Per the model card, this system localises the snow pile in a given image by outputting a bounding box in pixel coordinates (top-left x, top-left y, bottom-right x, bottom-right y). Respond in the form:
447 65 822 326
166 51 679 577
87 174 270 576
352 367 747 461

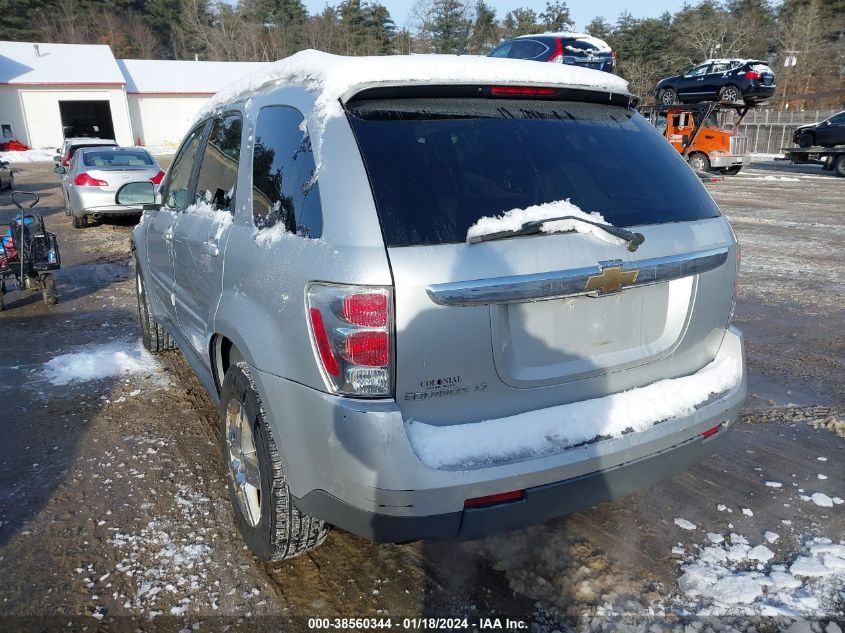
198 49 629 169
184 199 233 240
677 534 845 616
42 340 160 386
407 352 742 469
0 148 58 163
465 199 624 246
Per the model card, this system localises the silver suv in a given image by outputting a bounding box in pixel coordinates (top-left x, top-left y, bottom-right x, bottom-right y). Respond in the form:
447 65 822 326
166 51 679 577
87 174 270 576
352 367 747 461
119 52 747 561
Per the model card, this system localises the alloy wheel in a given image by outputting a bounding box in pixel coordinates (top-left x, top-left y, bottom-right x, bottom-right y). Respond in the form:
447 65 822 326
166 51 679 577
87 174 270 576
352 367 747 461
225 399 262 527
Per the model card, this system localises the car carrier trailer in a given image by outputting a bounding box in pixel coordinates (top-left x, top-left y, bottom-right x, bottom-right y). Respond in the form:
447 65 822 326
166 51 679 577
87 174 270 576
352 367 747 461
777 146 845 177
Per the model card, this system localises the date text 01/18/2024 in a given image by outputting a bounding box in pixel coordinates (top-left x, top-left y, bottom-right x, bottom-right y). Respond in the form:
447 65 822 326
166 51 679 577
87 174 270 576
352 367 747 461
307 617 528 630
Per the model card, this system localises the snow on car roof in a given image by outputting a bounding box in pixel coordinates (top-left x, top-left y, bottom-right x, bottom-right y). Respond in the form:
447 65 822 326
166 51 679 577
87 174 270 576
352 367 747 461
515 32 611 52
199 49 629 170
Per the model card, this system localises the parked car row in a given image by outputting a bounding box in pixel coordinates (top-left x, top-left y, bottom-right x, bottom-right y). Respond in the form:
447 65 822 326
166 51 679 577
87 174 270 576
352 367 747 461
54 146 164 229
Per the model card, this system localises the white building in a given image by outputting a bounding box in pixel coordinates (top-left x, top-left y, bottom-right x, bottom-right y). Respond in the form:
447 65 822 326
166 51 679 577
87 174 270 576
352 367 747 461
0 41 133 149
118 59 264 147
0 40 266 150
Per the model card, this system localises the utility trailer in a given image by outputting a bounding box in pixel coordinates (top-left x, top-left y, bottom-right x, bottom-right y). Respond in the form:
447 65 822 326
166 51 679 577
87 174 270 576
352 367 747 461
777 146 845 177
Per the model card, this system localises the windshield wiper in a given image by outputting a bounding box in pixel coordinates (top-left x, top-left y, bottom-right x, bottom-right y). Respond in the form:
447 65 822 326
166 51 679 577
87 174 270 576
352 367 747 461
468 215 646 252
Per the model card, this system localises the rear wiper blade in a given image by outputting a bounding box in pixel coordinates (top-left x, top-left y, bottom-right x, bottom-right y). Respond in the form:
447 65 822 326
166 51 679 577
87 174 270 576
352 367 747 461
468 215 646 252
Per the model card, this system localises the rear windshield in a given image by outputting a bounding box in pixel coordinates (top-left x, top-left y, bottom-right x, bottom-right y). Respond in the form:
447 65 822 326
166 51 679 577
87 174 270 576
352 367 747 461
68 143 115 159
561 39 606 57
346 98 721 247
82 150 154 167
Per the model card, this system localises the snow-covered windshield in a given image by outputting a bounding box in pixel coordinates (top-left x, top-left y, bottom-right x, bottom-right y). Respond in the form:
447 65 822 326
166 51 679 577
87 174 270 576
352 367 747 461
346 98 720 247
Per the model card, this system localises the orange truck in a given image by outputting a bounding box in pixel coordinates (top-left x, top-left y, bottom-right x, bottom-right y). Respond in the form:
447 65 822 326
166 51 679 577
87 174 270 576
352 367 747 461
641 103 749 175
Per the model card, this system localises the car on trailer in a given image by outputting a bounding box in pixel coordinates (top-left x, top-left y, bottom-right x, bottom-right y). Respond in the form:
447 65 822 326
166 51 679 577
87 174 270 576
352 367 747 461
793 110 845 148
654 59 775 106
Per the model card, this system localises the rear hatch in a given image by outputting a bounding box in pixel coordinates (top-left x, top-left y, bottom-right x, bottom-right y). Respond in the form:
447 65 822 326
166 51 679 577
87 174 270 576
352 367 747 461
746 61 775 86
346 92 737 426
79 149 159 193
561 37 613 71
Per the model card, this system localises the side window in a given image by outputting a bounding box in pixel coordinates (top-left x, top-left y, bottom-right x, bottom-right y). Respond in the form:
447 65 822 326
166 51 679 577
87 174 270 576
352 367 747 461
509 39 548 60
164 124 205 211
710 62 729 74
685 64 710 77
829 113 845 124
251 106 322 238
489 41 512 58
194 113 242 213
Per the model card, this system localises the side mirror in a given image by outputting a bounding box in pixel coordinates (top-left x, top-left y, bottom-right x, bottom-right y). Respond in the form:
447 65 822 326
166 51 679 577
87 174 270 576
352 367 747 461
116 181 160 206
54 165 66 174
53 155 61 162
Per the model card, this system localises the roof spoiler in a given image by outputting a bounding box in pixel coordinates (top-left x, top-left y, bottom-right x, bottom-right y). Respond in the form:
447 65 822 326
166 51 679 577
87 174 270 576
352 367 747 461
345 84 639 109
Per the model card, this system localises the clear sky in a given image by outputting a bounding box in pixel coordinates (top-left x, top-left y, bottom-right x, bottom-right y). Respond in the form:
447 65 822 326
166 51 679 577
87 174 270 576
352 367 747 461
301 0 689 31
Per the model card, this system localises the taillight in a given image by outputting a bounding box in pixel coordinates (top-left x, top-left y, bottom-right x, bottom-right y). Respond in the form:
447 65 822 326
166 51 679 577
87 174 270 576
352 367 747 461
150 170 166 185
730 243 741 323
744 71 760 80
611 49 617 65
307 284 393 397
74 172 108 187
62 158 70 166
548 38 564 63
491 86 557 96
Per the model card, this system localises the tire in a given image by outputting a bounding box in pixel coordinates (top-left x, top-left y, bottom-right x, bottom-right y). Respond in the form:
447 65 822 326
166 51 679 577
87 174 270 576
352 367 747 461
71 214 88 229
41 274 58 305
719 85 742 104
720 166 742 175
219 361 329 561
660 88 677 105
834 155 845 178
797 132 814 148
136 268 176 352
687 152 711 172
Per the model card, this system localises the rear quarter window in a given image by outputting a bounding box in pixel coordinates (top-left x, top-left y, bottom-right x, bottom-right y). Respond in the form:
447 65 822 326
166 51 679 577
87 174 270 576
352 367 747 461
346 98 721 247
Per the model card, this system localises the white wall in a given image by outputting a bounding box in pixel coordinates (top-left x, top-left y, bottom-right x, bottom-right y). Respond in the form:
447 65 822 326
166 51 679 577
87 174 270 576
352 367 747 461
128 95 210 148
0 86 31 146
17 87 133 149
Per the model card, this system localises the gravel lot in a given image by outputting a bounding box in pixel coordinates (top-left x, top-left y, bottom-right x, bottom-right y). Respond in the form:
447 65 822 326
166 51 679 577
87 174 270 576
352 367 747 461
0 157 842 632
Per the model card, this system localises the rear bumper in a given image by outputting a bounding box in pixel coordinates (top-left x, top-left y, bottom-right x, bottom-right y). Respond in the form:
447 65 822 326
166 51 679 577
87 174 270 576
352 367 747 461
251 327 746 543
294 421 734 542
68 187 143 217
744 84 775 100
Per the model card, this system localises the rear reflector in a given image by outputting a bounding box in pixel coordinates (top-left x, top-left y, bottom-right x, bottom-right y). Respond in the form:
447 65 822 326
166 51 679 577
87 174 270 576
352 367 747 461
464 490 524 508
491 86 557 96
309 307 340 376
702 425 721 439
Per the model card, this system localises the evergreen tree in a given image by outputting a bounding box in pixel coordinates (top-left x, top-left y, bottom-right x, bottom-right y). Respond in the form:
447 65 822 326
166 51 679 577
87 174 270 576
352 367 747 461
539 1 573 32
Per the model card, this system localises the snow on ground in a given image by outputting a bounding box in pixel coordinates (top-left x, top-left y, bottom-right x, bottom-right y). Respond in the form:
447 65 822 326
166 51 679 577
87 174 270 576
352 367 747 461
42 339 162 386
407 351 741 469
0 148 58 163
199 50 629 170
677 533 845 617
465 199 622 246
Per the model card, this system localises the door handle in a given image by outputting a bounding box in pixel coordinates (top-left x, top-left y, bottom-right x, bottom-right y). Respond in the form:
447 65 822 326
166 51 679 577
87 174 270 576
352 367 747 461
204 240 219 257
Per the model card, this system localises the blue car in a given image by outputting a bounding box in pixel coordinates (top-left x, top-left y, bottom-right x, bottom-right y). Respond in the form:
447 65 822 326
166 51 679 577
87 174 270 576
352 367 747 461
654 59 775 105
489 32 616 73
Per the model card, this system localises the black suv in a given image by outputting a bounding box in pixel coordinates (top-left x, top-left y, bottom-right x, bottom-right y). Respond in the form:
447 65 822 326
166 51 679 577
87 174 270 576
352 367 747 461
793 111 845 148
488 33 616 73
654 59 775 105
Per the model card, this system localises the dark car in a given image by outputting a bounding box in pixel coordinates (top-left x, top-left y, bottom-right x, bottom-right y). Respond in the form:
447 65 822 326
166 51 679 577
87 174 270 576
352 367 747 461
488 32 616 73
793 111 845 148
654 59 775 105
0 160 12 190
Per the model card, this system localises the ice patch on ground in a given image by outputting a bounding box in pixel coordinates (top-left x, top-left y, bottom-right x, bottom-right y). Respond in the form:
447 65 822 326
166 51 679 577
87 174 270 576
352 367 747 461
677 533 845 616
407 351 742 469
674 518 697 531
42 340 161 386
465 199 620 246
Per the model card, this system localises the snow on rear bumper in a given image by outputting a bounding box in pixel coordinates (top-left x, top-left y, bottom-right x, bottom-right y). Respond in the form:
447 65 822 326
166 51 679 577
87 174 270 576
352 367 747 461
251 327 745 528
